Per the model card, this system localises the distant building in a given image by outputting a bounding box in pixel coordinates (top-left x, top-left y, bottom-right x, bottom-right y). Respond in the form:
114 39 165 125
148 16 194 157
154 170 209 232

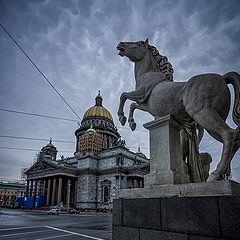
24 92 149 210
0 181 25 207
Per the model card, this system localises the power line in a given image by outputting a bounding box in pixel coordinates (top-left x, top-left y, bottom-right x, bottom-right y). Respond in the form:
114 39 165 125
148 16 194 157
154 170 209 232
0 134 148 148
0 107 150 133
0 134 150 151
0 108 79 123
0 135 74 143
0 146 72 152
0 23 81 121
0 146 39 151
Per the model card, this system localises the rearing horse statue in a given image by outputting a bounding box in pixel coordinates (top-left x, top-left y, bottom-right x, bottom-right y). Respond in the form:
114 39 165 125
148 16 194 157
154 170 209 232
116 38 240 181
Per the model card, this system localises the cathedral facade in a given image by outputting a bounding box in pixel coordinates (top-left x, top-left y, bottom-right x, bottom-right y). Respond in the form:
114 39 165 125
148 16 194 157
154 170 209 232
25 92 149 210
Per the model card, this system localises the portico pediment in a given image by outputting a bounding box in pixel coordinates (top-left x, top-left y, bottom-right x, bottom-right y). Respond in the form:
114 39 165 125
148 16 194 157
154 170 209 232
25 160 59 175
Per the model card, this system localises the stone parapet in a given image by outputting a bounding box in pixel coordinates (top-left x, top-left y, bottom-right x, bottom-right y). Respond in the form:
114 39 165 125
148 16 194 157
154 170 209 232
112 195 240 240
119 180 240 198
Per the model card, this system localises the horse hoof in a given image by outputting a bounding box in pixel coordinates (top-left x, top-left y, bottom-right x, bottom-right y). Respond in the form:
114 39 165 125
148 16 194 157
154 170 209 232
207 172 222 181
129 122 136 131
119 116 127 126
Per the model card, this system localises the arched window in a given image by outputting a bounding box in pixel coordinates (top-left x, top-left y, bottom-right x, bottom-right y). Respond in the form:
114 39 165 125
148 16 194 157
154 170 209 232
104 186 109 203
101 180 111 204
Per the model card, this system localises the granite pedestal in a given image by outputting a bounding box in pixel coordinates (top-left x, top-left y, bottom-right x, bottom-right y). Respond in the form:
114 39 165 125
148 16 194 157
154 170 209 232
112 116 240 239
113 194 240 240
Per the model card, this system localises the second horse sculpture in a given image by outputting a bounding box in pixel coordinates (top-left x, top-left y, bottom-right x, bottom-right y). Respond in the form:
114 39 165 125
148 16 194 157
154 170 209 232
117 38 240 181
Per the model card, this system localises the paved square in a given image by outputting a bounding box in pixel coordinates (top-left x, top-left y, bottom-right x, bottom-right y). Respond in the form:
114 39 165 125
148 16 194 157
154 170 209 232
0 209 112 240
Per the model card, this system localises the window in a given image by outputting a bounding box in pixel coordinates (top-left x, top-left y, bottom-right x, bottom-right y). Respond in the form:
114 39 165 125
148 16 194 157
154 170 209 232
101 180 111 204
103 186 109 203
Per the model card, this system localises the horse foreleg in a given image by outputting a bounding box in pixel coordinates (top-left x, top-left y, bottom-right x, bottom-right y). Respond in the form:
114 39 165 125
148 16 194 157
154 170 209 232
118 92 128 126
128 103 147 131
128 103 138 131
117 87 145 126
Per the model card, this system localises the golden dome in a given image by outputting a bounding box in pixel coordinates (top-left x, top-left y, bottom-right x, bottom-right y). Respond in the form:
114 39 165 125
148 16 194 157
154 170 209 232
83 105 113 122
82 91 113 122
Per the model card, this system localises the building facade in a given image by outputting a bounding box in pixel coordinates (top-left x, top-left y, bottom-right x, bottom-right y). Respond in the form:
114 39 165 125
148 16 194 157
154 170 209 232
25 92 149 210
0 181 25 208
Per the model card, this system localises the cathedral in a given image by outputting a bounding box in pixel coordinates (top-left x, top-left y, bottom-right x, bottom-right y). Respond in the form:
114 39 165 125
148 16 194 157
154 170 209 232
24 92 149 210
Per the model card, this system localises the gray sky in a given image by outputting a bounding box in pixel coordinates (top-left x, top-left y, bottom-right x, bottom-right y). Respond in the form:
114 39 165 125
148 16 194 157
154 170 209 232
0 0 240 181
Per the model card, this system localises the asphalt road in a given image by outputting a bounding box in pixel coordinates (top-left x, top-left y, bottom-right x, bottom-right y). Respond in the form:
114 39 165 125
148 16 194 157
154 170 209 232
0 209 112 240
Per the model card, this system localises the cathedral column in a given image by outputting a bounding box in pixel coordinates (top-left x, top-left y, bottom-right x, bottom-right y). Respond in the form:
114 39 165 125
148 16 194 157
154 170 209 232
42 179 46 196
36 181 39 195
74 179 78 206
29 180 33 197
103 134 107 148
57 177 62 205
34 181 37 197
46 179 51 206
51 178 57 206
110 136 113 147
66 179 71 211
25 180 30 197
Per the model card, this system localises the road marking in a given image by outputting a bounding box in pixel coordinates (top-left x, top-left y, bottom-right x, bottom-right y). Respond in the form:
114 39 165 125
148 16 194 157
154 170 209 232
0 226 42 231
34 233 73 240
45 226 106 240
0 229 51 238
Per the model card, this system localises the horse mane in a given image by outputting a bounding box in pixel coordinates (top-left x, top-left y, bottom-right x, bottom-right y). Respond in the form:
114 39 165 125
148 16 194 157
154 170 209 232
148 44 174 81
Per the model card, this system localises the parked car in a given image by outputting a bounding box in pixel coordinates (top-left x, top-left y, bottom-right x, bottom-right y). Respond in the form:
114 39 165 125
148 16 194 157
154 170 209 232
68 208 80 214
47 207 59 215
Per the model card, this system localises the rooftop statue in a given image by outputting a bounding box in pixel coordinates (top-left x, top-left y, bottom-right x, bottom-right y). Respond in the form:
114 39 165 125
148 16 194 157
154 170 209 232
117 38 240 181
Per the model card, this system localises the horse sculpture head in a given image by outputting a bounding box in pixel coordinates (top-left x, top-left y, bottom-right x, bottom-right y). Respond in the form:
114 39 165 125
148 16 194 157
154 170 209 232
117 38 149 62
117 39 174 81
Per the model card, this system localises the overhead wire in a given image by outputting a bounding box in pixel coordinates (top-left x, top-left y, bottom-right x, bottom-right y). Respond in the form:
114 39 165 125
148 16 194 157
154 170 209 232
0 107 149 132
0 135 74 143
0 134 150 150
0 23 81 121
0 108 79 123
0 146 72 152
0 108 224 151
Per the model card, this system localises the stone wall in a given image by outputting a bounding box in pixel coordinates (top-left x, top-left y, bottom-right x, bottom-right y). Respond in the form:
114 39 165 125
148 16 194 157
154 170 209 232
113 196 240 240
78 156 97 170
76 174 97 209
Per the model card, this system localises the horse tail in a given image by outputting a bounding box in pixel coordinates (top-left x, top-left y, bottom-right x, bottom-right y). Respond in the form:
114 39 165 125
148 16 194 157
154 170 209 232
223 71 240 126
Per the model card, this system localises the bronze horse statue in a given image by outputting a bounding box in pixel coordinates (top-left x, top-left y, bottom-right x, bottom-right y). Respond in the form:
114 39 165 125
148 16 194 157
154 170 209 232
117 38 240 181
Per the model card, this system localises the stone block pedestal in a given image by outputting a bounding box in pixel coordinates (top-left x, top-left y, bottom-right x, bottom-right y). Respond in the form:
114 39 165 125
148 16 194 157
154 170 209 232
143 115 190 186
113 195 240 240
